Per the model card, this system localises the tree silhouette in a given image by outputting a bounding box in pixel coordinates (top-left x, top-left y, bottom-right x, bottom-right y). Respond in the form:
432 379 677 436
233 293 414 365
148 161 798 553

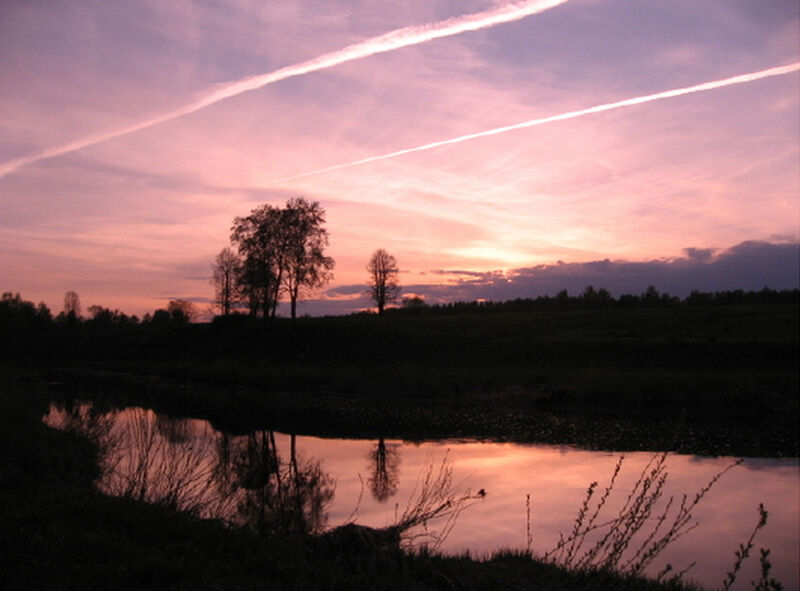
281 198 334 319
63 290 81 318
168 299 196 324
211 247 241 316
367 248 400 315
230 199 334 320
86 305 135 327
1 292 45 331
402 296 427 313
231 204 283 319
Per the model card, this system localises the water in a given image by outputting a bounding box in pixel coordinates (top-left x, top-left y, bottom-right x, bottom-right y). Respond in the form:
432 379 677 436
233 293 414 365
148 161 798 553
43 402 799 590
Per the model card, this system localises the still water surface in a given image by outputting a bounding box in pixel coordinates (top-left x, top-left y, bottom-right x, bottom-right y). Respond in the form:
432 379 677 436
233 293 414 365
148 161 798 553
44 402 799 590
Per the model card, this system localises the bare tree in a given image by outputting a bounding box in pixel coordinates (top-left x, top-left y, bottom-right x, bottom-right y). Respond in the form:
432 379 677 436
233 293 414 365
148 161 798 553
63 290 81 318
211 247 241 316
367 248 400 315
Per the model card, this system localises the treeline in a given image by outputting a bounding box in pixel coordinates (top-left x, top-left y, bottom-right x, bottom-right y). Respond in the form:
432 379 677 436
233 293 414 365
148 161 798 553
391 286 800 315
0 291 196 334
3 286 797 335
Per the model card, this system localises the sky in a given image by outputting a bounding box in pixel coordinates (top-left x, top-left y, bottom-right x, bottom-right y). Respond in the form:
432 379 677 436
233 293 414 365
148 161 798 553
1 0 798 317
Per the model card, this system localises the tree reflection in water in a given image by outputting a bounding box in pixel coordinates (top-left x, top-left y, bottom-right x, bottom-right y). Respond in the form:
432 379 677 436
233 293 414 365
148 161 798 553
227 431 334 535
367 438 400 502
43 403 334 535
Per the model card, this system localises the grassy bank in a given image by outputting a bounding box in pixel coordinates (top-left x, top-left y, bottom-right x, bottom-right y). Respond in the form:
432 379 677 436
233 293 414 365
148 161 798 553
2 368 709 590
6 302 797 456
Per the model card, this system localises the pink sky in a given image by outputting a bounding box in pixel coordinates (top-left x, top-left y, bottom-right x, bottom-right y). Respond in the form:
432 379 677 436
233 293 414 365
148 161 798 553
1 0 798 316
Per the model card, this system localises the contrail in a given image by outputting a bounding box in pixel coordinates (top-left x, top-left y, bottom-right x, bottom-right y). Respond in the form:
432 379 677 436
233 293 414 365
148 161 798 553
0 0 568 179
269 62 800 184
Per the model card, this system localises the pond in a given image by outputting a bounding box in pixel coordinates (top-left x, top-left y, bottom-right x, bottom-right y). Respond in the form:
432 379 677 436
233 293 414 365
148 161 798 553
43 402 799 590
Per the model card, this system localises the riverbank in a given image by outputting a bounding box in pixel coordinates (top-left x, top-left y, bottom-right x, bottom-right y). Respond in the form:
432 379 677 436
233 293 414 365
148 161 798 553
4 302 798 457
39 365 796 458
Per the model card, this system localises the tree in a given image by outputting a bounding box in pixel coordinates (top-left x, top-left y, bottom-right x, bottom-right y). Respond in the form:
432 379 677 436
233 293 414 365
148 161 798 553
167 299 196 324
151 309 172 330
86 305 136 327
63 290 81 318
1 292 45 331
402 296 427 313
367 248 400 315
211 247 241 316
281 198 334 320
36 301 53 325
231 204 284 319
230 198 334 320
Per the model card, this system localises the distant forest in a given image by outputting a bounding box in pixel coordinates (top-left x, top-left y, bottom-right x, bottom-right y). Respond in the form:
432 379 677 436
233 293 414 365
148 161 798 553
391 285 800 315
1 287 797 333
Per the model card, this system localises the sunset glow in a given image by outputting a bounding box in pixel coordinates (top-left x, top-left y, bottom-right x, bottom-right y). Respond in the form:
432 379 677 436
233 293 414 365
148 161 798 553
2 0 798 316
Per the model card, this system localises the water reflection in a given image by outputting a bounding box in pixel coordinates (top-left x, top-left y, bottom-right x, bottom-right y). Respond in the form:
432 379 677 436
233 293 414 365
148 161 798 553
43 402 799 590
44 404 334 534
230 431 334 535
105 408 225 517
367 438 400 502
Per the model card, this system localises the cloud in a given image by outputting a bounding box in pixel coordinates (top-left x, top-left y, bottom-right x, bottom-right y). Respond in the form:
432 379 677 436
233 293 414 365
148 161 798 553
324 284 366 297
429 269 501 279
683 247 716 262
320 240 799 313
485 241 798 299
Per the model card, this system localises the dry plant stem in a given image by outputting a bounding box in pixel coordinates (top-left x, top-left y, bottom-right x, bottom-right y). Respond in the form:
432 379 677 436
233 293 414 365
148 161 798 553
623 457 744 575
598 454 669 570
545 451 743 581
52 404 213 515
394 452 484 550
80 407 235 519
570 455 625 567
752 547 782 591
658 561 697 584
342 473 366 525
721 503 769 591
526 493 532 553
